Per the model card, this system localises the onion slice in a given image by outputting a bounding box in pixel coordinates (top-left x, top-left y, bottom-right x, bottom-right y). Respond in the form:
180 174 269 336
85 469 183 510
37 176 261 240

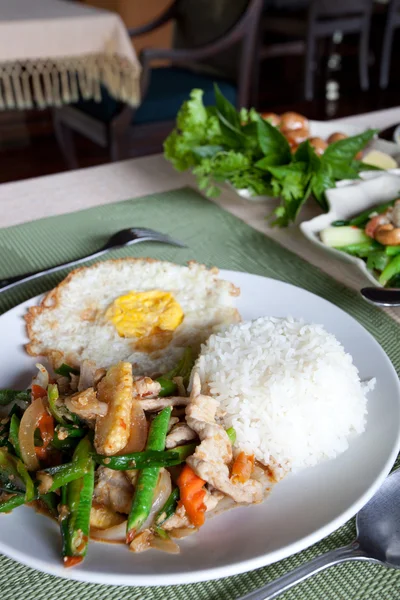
117 400 148 455
18 397 47 471
90 520 127 542
32 363 49 390
138 468 172 534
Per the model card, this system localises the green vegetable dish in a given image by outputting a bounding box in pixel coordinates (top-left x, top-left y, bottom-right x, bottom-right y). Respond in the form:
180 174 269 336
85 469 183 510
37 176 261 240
0 349 240 565
320 197 400 286
163 85 378 226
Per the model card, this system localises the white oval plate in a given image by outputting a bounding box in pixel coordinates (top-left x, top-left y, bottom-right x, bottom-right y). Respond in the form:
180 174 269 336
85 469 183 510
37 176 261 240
300 170 400 286
1 270 400 586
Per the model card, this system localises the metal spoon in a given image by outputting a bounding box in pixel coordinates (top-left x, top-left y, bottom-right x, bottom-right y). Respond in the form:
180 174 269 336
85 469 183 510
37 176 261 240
360 287 400 307
0 227 186 293
237 468 400 600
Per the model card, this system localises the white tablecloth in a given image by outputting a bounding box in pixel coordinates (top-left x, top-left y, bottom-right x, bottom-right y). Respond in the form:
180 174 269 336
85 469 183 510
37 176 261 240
0 0 140 110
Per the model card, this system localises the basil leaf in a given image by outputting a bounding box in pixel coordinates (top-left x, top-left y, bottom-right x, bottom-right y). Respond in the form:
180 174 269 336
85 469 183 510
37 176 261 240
323 129 377 164
256 117 291 167
213 84 241 130
293 140 320 172
310 163 335 210
0 390 30 406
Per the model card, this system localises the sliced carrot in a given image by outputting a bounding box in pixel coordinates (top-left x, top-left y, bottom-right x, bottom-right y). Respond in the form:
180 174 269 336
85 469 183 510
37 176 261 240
63 556 83 568
35 412 55 460
231 451 255 484
177 464 206 528
31 384 47 400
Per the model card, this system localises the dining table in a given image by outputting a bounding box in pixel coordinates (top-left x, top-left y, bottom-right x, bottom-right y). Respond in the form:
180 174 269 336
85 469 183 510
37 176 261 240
0 0 140 111
1 106 400 599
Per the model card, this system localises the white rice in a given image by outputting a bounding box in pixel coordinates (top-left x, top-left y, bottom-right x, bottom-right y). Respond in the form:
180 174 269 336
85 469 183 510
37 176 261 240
196 316 373 472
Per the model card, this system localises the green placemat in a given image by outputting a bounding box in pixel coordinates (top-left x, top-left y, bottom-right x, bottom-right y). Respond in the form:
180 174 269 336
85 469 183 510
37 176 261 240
0 187 399 600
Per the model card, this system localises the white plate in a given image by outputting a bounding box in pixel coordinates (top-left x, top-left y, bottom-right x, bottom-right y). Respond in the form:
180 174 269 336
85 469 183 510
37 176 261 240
1 270 400 586
300 170 400 286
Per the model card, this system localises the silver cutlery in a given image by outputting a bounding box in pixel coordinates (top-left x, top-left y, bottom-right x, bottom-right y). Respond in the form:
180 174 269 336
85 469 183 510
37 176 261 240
237 468 400 600
360 287 400 307
0 227 186 293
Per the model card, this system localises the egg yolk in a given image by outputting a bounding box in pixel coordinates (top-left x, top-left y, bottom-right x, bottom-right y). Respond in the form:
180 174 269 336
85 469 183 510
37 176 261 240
105 290 184 339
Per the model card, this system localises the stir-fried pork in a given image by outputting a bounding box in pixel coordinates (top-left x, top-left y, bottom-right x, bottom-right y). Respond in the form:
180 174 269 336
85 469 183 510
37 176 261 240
165 423 197 449
186 373 263 504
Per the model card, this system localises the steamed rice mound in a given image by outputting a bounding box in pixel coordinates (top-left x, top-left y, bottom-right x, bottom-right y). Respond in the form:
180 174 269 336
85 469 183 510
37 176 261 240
196 316 373 471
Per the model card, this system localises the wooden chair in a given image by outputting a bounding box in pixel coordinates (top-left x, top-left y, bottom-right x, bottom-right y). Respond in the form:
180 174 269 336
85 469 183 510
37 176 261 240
53 0 263 169
258 0 374 101
380 0 400 89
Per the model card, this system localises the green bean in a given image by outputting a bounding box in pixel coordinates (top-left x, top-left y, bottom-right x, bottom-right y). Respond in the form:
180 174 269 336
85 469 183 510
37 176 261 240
8 414 22 459
0 493 25 513
37 457 92 494
0 485 58 516
0 448 35 501
61 436 95 566
126 407 172 544
385 245 400 257
155 487 180 526
336 240 381 258
156 377 178 397
349 199 396 227
54 364 80 378
163 347 194 387
38 492 59 518
331 219 350 227
0 390 30 406
94 443 196 471
226 427 236 445
380 254 400 286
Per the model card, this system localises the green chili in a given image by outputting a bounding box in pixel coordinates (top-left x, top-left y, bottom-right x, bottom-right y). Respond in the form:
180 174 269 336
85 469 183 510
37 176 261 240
94 443 196 471
126 407 172 544
226 427 236 445
8 414 22 459
61 436 95 566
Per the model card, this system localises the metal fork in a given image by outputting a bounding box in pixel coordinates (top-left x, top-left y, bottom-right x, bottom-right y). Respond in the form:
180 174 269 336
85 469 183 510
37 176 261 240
0 227 186 293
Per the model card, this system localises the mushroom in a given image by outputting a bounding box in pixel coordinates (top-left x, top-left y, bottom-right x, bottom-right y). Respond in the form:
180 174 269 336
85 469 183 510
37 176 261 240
280 112 309 133
261 112 281 127
309 137 328 156
327 132 348 144
285 127 309 147
375 223 400 246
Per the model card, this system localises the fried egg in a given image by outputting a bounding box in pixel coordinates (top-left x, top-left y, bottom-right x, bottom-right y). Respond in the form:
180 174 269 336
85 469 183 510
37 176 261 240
25 259 240 375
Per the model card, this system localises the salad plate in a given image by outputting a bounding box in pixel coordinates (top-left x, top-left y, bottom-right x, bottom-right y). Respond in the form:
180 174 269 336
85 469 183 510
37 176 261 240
300 170 400 286
1 271 400 586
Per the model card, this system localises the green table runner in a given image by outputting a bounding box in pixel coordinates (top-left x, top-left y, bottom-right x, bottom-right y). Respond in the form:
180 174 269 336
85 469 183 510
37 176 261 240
0 187 399 600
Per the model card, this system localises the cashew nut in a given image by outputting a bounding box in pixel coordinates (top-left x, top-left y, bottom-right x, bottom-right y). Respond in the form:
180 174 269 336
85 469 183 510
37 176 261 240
375 223 400 246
